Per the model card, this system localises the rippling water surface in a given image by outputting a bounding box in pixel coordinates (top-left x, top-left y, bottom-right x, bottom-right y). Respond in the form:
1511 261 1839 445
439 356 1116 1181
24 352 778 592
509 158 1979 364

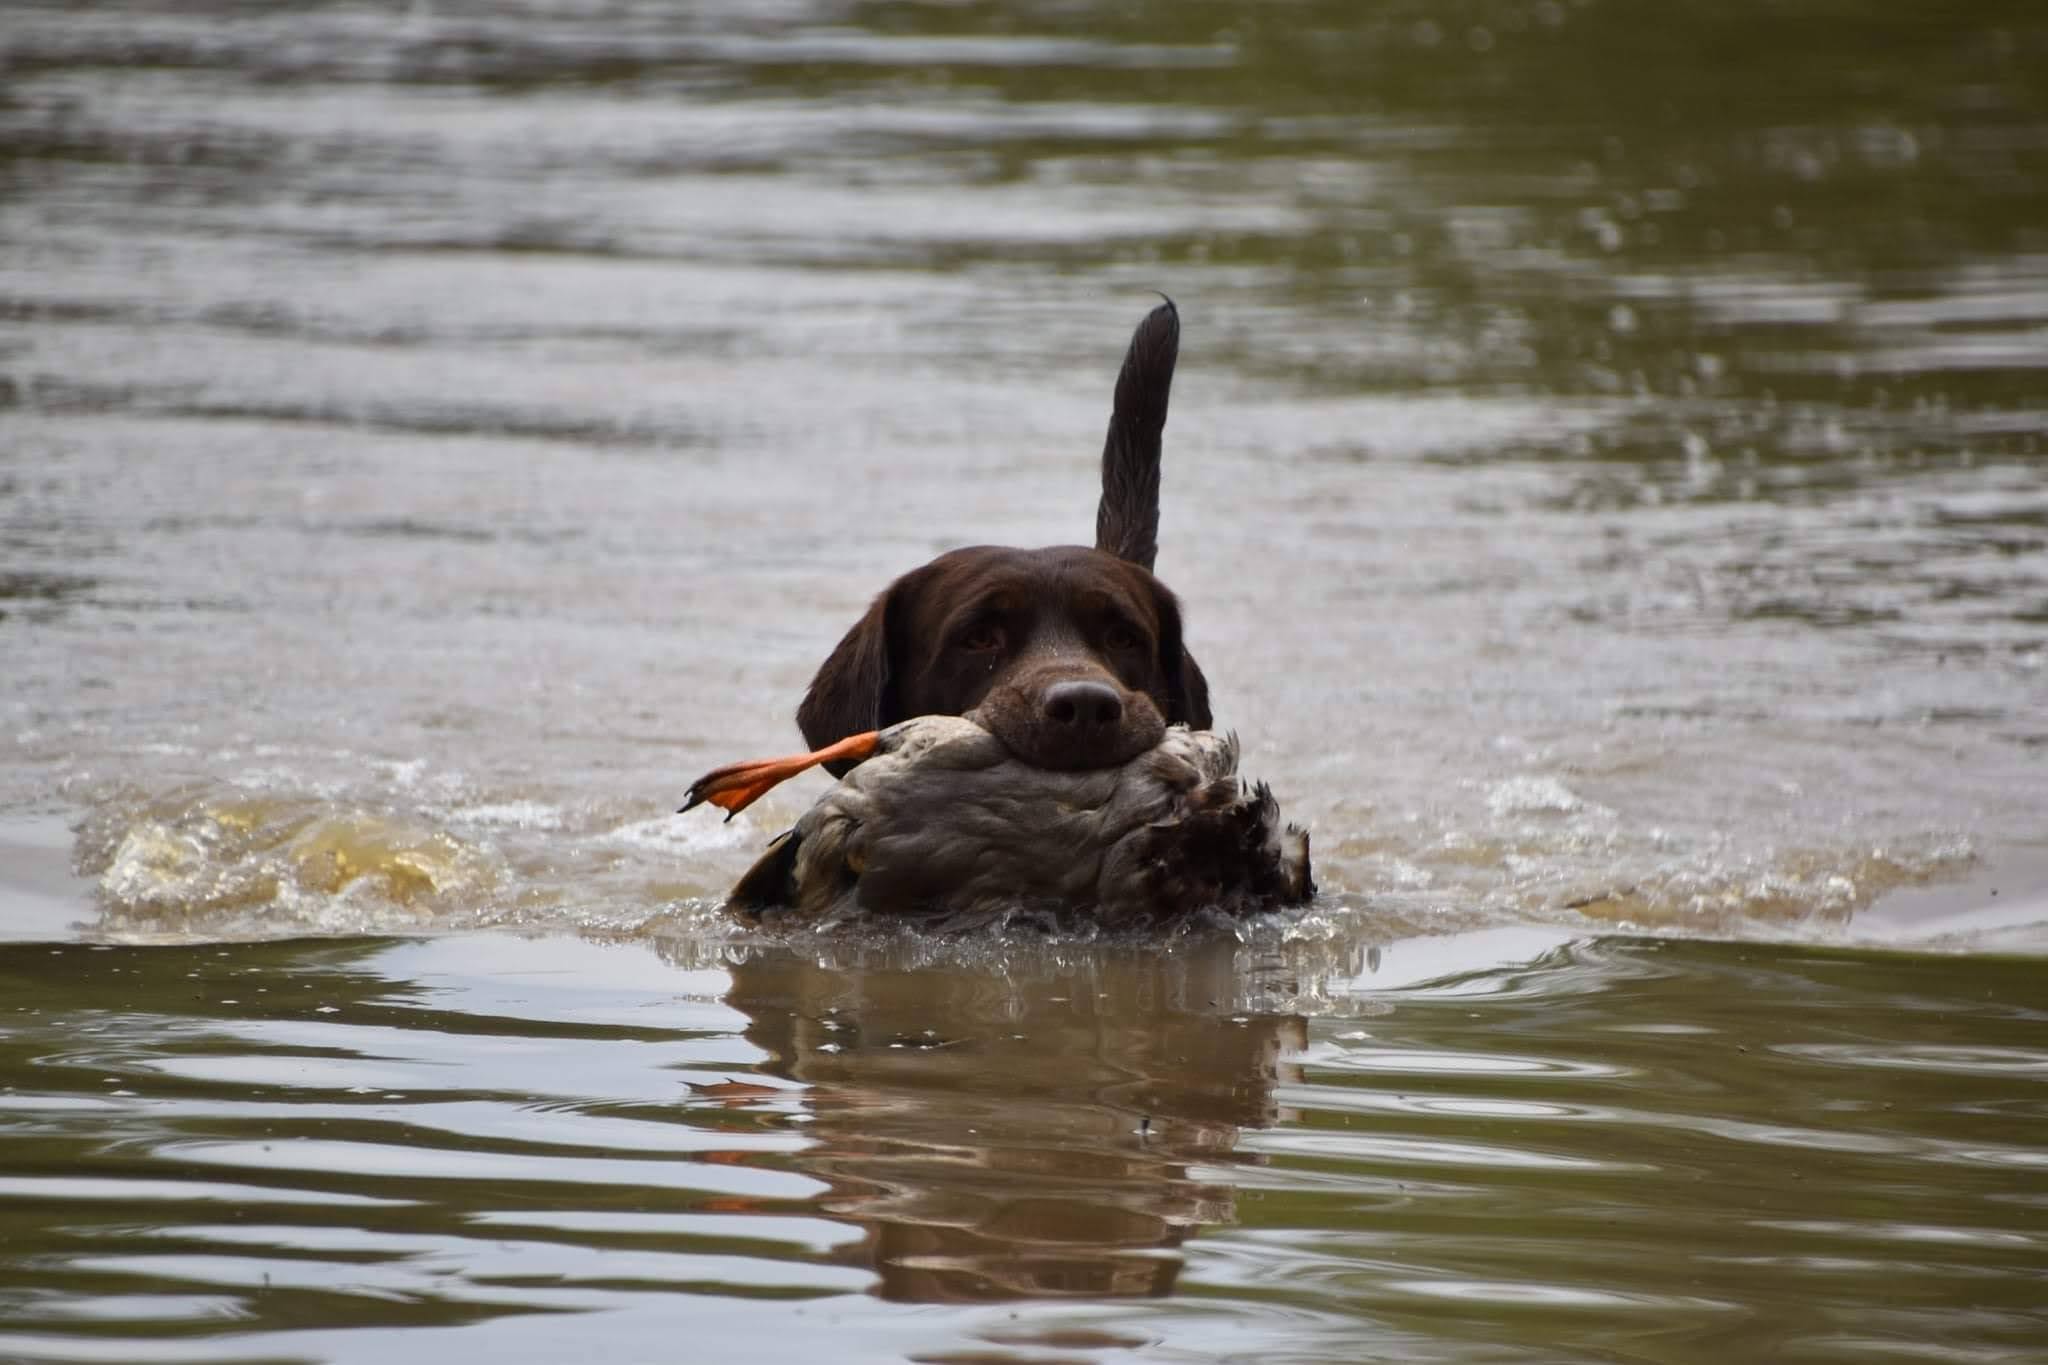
2 0 2046 1359
4 933 2046 1363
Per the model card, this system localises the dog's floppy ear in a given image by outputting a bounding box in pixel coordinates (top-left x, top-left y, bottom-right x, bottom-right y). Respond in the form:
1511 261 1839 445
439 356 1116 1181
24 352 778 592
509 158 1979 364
1150 580 1212 730
1171 645 1212 730
796 573 916 776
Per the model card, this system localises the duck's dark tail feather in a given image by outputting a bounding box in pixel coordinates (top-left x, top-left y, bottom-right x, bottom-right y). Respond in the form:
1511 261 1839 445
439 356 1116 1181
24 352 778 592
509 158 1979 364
727 828 802 919
1095 297 1179 572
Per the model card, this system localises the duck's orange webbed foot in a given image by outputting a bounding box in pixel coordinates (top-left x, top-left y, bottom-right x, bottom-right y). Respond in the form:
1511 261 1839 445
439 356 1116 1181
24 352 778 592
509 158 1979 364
678 731 881 822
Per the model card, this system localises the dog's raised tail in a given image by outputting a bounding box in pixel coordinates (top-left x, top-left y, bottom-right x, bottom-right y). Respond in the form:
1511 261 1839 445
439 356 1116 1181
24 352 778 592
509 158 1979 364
1094 297 1179 573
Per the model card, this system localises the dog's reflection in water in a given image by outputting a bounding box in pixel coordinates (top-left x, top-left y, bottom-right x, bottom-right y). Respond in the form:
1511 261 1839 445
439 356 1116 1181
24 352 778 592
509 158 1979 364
721 938 1306 1302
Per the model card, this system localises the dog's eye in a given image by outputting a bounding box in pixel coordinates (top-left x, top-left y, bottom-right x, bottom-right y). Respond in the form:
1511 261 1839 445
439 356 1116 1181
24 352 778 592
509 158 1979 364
1104 621 1143 651
958 622 1004 653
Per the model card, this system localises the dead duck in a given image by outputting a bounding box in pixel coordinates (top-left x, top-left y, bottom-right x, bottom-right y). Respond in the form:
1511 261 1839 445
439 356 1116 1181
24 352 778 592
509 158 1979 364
680 713 1312 926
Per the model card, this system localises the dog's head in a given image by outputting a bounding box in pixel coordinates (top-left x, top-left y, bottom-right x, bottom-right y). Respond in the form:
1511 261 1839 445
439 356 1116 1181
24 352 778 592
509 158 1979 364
797 545 1211 774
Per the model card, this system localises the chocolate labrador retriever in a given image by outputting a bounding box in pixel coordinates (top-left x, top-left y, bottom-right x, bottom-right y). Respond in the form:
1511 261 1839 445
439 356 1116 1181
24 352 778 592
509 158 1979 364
796 299 1211 775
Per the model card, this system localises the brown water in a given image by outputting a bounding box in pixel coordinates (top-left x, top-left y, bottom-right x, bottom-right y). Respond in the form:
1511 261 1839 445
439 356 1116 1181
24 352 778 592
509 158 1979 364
2 1 2047 1360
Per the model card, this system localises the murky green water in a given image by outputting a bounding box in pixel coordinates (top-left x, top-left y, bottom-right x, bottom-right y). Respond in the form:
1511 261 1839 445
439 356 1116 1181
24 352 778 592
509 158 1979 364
3 0 2046 1358
2 932 2044 1363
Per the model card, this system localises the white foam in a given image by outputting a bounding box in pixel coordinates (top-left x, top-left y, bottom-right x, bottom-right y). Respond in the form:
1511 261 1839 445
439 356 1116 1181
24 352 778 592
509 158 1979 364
1486 775 1589 817
449 801 567 831
602 813 753 855
379 758 429 788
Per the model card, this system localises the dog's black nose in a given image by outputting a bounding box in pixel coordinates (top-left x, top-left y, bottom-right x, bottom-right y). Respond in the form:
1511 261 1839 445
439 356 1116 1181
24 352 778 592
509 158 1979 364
1042 679 1124 733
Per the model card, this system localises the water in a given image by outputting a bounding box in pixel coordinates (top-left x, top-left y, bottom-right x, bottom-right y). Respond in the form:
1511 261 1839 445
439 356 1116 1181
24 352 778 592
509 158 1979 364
2 0 2046 1359
2 932 2045 1363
